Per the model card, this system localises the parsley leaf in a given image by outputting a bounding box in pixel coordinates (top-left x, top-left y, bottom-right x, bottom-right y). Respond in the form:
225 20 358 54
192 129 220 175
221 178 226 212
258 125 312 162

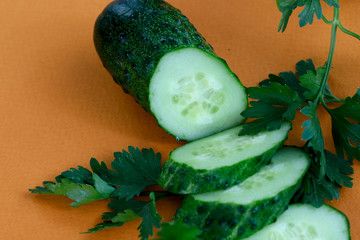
329 89 360 161
296 59 339 102
293 148 353 207
276 0 339 31
325 150 353 188
261 71 308 101
137 192 162 240
240 82 302 135
30 147 162 205
301 101 325 152
30 172 115 208
30 147 165 238
109 147 162 200
298 0 323 27
85 220 125 233
157 221 202 240
86 192 162 239
296 59 317 76
85 201 141 233
301 101 326 177
300 66 325 100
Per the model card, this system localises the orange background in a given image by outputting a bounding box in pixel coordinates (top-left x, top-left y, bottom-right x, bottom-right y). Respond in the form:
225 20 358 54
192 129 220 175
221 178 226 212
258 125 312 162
1 0 360 239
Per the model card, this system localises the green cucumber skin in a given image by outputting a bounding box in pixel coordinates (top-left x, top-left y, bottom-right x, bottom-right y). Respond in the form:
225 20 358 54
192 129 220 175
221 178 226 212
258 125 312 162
94 0 217 111
159 141 283 194
175 183 301 240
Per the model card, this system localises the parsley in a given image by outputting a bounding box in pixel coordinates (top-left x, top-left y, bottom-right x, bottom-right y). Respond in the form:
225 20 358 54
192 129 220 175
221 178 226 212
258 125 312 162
299 66 325 100
241 57 356 205
87 192 162 239
243 0 360 210
292 148 353 207
328 89 360 161
108 147 162 200
239 82 302 135
30 147 166 239
276 0 339 31
29 171 115 208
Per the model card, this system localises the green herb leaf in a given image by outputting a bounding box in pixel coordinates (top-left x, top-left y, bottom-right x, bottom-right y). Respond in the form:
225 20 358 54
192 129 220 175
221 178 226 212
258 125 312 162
276 0 339 31
61 166 93 184
137 192 162 240
85 210 139 233
240 82 301 135
301 101 327 177
300 66 325 100
87 192 162 238
292 148 353 207
157 221 202 240
260 71 307 101
30 147 162 206
329 89 360 161
294 163 337 207
109 147 162 200
301 101 325 152
298 0 323 27
30 171 115 208
324 150 353 188
296 59 317 76
85 221 125 233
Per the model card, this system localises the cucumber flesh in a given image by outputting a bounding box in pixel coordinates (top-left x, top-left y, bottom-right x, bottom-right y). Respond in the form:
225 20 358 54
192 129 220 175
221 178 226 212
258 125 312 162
149 48 247 141
244 204 350 240
171 121 290 170
159 122 291 194
175 147 310 239
194 146 309 204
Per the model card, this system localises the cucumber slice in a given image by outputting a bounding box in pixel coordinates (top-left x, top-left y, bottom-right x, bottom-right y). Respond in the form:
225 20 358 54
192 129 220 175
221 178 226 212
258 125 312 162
175 147 310 240
244 204 350 240
159 122 291 194
94 0 247 141
149 48 247 141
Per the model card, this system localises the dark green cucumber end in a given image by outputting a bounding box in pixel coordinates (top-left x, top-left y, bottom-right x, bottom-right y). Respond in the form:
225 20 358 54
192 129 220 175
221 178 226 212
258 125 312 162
94 0 215 112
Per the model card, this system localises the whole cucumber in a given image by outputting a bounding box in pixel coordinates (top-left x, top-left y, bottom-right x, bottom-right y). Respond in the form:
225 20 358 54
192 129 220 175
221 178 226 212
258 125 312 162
94 0 247 141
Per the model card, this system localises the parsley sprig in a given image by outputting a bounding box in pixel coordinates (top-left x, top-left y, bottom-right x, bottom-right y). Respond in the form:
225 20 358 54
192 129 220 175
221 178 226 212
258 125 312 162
276 0 360 41
241 0 359 206
30 147 174 240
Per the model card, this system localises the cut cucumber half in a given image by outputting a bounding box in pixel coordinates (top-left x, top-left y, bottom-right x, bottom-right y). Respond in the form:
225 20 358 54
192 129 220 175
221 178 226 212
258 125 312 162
159 121 291 194
94 0 247 141
175 147 310 240
149 48 247 141
244 204 350 240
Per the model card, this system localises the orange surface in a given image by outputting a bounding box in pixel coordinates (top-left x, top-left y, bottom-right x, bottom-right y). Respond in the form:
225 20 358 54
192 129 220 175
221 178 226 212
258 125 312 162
1 0 360 239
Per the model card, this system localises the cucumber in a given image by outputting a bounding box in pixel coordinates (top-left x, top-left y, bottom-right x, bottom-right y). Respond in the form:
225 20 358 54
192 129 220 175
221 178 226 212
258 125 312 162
174 147 311 240
243 204 350 240
159 122 292 194
94 0 248 141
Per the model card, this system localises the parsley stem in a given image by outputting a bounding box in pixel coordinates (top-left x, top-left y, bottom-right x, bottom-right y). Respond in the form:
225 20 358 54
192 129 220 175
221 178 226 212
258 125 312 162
314 6 339 106
338 21 360 40
321 15 332 25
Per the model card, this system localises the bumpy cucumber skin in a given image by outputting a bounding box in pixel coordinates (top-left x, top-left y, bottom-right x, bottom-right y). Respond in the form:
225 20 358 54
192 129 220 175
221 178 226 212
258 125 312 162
159 141 283 194
175 183 302 240
94 0 217 111
174 147 311 240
